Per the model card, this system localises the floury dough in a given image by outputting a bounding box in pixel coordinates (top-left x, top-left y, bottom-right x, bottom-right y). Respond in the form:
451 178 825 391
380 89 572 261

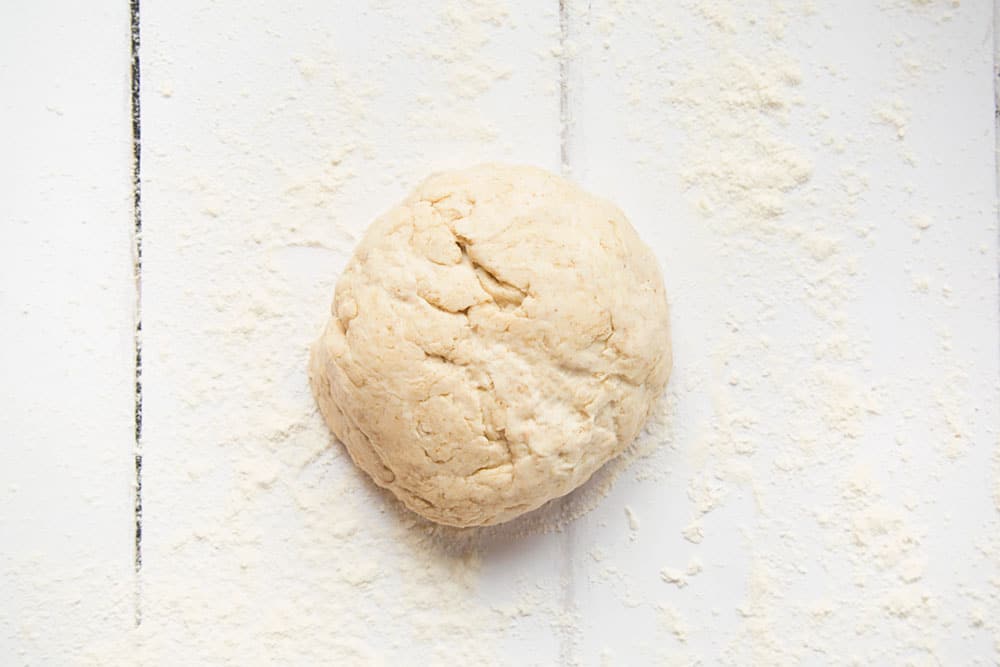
309 164 671 526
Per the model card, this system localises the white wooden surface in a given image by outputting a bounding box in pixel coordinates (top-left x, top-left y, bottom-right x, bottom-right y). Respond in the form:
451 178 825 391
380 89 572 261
2 1 998 665
566 2 1000 663
0 1 136 661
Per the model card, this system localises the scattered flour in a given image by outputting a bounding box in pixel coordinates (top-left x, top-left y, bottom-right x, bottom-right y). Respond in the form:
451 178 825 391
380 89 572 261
660 567 688 588
557 0 998 664
20 0 993 664
624 506 641 532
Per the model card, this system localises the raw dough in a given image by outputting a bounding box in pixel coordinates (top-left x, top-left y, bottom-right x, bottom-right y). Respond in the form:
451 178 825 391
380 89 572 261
309 164 671 527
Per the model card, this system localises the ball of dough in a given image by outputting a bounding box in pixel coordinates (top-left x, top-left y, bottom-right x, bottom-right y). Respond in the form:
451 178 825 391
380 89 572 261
309 164 671 527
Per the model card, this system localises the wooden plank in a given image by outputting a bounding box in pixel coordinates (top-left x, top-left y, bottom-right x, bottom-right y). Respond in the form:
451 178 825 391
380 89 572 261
564 0 999 663
137 1 566 662
0 1 137 661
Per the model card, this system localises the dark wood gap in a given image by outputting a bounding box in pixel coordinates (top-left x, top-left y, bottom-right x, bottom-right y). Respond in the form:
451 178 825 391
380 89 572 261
129 0 143 629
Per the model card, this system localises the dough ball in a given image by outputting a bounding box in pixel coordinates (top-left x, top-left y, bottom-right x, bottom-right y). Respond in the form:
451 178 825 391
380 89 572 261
309 164 671 527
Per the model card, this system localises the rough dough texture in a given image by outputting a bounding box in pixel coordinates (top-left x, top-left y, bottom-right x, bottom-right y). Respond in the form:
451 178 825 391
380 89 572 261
309 164 671 527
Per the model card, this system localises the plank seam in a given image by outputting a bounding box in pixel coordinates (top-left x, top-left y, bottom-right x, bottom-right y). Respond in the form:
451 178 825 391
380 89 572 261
557 3 578 666
995 0 1000 343
994 0 999 333
559 0 570 173
129 0 143 629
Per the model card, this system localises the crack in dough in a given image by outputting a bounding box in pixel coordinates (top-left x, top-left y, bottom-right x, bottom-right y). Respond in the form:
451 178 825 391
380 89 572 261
309 164 672 526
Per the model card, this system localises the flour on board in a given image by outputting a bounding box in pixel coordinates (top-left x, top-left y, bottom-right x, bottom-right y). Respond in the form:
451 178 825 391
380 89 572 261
561 0 998 663
68 0 999 664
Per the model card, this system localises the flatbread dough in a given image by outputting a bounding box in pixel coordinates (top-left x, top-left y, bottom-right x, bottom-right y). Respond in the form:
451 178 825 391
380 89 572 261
309 164 671 527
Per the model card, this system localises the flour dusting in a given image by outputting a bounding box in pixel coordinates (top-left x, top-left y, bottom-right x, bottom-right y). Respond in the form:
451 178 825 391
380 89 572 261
48 0 1000 664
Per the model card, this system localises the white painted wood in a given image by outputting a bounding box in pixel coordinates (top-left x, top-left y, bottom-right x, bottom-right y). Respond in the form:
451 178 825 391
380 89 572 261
138 1 567 662
0 1 137 661
2 1 996 663
564 1 999 664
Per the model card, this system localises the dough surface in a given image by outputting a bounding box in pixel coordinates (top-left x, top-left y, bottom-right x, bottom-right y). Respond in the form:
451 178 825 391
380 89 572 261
309 164 671 527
